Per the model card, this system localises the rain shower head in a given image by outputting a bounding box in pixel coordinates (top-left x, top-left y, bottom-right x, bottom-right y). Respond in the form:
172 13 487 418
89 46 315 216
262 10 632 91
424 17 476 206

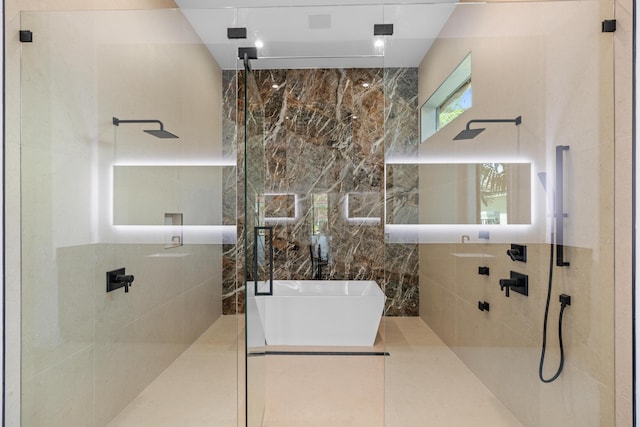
453 127 485 140
453 115 522 140
143 129 179 139
112 117 179 139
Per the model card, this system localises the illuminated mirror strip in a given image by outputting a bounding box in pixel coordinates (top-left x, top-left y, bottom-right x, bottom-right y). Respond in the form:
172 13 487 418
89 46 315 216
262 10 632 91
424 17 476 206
344 192 381 225
263 193 300 223
109 163 236 244
384 159 540 242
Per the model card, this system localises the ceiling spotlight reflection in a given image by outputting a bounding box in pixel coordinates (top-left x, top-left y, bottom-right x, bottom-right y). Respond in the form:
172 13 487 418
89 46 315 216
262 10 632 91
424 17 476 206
374 39 385 48
255 40 264 48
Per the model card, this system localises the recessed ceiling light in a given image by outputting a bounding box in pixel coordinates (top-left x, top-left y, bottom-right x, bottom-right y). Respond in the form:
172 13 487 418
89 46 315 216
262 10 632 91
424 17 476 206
353 115 358 119
255 40 264 48
272 84 279 89
374 39 384 48
362 83 370 88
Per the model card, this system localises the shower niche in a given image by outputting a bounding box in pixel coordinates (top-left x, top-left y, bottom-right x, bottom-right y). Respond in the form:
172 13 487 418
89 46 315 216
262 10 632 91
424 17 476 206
164 213 183 248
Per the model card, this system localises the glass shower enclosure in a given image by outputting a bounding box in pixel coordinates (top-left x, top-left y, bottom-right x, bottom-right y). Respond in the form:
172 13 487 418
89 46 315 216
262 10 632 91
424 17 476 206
14 1 617 426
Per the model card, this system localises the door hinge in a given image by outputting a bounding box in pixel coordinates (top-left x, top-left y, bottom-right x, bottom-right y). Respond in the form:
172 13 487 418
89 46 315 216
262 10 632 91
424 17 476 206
602 19 616 33
19 30 33 43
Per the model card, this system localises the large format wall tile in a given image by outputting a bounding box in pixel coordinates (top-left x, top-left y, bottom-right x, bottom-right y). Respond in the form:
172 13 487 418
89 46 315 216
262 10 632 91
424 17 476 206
183 278 221 345
95 295 186 426
21 244 96 381
18 7 227 427
223 68 420 316
22 347 95 427
421 242 614 426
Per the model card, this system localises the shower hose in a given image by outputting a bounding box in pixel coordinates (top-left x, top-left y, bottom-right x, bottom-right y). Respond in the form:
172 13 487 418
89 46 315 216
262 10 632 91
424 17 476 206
538 232 569 383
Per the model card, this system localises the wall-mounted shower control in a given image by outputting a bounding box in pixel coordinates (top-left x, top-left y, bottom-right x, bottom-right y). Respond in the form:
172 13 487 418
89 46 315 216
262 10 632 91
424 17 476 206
499 271 528 297
478 266 490 276
107 268 135 293
478 301 490 312
507 244 527 262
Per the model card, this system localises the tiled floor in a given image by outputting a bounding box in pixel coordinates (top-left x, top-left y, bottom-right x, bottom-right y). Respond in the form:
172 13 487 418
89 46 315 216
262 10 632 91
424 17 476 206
108 315 522 427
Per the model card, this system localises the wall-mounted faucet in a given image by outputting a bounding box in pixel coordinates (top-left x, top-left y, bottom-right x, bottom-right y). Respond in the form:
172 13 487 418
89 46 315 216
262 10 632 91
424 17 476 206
461 235 470 244
499 279 519 297
506 244 527 262
499 271 528 297
310 244 328 279
106 268 135 293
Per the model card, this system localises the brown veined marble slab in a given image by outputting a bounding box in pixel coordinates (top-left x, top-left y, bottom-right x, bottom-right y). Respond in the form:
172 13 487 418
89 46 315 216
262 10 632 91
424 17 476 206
222 68 419 316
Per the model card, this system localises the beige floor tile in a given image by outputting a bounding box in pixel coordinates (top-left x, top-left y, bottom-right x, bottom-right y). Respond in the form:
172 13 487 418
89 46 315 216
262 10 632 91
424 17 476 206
107 315 521 427
263 354 384 427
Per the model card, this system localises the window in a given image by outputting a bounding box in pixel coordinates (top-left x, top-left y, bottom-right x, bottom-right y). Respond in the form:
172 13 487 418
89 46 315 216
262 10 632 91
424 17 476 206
437 79 472 129
420 53 472 142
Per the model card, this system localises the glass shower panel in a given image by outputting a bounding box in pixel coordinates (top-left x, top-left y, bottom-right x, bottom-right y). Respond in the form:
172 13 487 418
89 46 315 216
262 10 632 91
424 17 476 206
19 8 238 427
16 1 616 426
243 60 268 426
384 1 615 426
238 4 387 426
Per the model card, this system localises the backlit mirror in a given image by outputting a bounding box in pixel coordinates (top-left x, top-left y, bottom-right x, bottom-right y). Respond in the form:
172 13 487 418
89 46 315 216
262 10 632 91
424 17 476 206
113 165 224 225
386 162 531 225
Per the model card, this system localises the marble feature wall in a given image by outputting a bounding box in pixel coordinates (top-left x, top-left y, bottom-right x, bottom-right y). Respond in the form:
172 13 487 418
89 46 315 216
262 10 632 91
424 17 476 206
383 68 420 315
222 71 241 314
222 68 419 316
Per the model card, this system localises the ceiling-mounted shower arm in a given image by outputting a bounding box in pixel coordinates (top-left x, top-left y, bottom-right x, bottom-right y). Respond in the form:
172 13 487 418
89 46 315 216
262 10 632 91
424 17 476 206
112 116 179 139
453 115 522 140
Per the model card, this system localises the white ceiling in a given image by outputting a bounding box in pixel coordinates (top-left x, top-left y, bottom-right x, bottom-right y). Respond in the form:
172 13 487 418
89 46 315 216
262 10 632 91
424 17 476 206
175 1 458 69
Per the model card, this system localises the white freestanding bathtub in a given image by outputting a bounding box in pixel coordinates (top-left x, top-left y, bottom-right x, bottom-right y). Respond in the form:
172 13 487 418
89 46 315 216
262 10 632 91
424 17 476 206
249 280 386 347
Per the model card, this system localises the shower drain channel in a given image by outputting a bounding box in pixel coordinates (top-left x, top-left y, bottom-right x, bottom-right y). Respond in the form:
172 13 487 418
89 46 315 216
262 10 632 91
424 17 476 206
248 351 390 357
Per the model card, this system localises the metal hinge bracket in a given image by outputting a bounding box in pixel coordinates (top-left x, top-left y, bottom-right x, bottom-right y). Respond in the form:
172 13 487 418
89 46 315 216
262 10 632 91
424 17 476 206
602 20 616 33
19 30 33 43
